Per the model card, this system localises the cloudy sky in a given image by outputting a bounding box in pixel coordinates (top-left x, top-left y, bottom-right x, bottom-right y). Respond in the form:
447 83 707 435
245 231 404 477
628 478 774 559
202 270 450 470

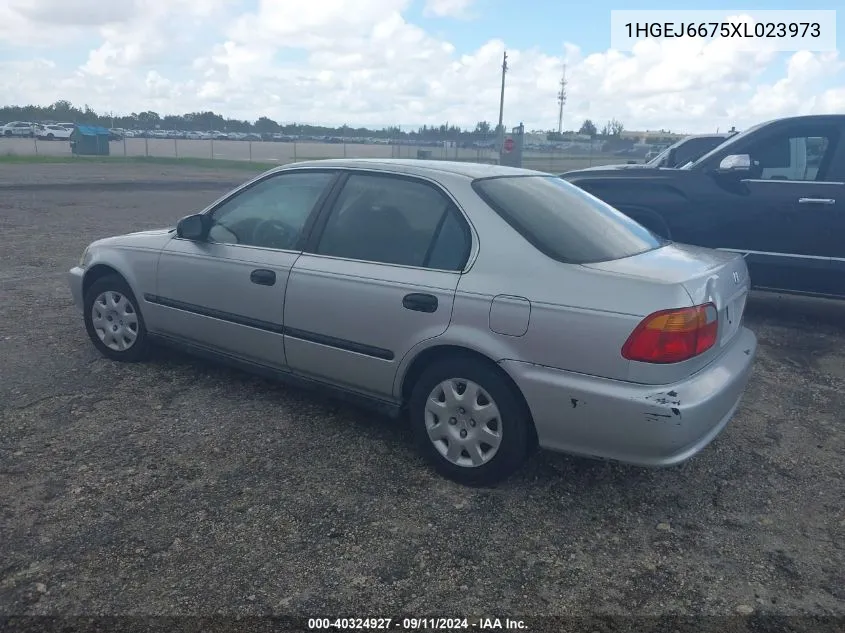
0 0 842 133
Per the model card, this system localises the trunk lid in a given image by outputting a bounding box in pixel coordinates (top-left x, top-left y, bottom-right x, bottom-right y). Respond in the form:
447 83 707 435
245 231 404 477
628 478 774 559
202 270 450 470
584 242 749 343
582 243 751 383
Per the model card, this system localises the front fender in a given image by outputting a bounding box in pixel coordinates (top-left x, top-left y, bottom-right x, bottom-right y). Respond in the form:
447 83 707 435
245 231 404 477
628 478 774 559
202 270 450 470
83 245 162 314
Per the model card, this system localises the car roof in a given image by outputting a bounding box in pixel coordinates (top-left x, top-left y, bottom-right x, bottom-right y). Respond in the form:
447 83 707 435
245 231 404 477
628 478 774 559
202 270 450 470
686 133 731 139
762 114 845 125
276 158 546 179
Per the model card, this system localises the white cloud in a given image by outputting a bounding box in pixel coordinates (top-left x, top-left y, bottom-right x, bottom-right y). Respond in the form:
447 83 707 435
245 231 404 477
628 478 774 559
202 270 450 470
745 51 843 119
0 0 842 133
8 0 140 26
80 0 234 78
423 0 476 19
815 87 845 112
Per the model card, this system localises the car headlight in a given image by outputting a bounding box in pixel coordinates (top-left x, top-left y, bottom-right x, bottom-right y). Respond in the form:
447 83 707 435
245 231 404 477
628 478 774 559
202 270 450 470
79 246 92 268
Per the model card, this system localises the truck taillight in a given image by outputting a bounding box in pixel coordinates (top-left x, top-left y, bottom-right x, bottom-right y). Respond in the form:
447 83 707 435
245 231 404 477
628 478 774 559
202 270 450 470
622 303 719 364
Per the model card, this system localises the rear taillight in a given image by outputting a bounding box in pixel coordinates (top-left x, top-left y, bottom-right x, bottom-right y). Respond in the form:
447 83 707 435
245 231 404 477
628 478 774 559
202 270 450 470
622 303 719 364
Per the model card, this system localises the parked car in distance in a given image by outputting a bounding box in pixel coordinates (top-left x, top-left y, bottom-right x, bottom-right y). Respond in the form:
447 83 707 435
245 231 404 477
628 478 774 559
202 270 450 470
562 115 845 299
1 121 36 137
36 124 72 140
68 159 757 485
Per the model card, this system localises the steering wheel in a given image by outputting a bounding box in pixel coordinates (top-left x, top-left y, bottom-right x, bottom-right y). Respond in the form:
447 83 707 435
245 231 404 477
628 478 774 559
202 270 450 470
252 218 297 249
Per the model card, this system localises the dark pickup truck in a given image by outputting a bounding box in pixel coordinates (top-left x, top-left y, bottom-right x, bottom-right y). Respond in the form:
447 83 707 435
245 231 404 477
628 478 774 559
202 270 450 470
561 115 845 299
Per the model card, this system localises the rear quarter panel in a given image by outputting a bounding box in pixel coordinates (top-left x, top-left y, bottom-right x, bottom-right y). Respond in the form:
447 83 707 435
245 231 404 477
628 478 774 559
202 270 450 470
408 177 695 385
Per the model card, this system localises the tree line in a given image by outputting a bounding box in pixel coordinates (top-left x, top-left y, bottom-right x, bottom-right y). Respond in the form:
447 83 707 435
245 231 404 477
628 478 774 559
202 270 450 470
0 100 637 141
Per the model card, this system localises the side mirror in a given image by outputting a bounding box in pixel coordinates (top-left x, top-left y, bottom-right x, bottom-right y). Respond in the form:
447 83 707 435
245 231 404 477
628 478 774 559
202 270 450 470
176 213 209 241
718 154 751 172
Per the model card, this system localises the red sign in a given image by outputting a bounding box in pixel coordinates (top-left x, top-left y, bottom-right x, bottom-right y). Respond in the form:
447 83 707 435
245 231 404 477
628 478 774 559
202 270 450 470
503 137 515 152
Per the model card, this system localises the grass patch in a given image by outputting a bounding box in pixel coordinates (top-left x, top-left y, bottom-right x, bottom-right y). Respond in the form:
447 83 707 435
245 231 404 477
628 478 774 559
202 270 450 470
0 154 280 172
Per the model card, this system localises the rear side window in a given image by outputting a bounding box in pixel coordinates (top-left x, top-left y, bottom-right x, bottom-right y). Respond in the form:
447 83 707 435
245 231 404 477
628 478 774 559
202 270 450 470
316 173 470 270
472 175 662 264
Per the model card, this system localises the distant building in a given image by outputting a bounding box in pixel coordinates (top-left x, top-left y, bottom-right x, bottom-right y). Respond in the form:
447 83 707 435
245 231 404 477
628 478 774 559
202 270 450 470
623 130 685 143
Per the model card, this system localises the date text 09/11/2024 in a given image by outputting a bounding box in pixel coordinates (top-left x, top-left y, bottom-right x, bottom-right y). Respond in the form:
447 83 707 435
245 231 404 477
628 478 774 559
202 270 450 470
624 21 822 39
307 617 527 630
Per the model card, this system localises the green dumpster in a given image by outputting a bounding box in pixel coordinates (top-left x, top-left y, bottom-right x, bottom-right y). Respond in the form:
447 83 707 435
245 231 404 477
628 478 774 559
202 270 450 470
70 125 111 156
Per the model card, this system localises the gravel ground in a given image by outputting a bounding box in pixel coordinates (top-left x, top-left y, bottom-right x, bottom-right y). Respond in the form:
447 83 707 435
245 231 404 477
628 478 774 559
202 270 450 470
0 165 843 628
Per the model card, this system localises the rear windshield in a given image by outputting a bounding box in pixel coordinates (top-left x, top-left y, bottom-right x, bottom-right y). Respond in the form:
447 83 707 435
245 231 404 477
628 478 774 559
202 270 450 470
472 175 663 264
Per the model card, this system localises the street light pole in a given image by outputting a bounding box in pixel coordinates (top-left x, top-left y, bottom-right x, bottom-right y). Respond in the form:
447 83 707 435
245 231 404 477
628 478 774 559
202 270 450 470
557 64 567 135
497 50 508 145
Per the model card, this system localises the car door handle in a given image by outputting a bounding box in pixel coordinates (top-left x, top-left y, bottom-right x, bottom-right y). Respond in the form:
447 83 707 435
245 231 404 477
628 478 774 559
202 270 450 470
250 269 276 286
402 293 438 313
797 197 835 205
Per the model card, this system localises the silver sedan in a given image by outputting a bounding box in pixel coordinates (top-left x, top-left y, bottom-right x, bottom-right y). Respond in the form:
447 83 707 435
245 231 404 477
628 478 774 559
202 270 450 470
68 159 757 485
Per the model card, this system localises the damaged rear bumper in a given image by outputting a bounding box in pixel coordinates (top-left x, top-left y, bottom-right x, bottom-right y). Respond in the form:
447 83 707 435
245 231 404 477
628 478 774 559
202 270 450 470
501 326 758 467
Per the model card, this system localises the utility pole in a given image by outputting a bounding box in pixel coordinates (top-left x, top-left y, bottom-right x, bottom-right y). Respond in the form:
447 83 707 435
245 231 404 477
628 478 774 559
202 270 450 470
497 50 508 141
557 64 567 135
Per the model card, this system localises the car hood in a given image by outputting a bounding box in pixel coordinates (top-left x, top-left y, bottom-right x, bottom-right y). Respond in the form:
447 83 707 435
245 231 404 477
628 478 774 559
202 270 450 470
561 165 689 182
567 163 654 172
92 227 175 249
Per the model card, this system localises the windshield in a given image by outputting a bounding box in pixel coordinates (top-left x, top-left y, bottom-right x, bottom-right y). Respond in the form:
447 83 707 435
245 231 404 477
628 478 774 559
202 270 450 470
646 146 672 166
472 175 664 264
685 122 767 169
651 136 730 168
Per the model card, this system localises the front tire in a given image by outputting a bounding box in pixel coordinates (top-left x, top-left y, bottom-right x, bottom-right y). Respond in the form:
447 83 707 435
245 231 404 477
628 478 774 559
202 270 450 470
83 275 150 362
408 356 531 486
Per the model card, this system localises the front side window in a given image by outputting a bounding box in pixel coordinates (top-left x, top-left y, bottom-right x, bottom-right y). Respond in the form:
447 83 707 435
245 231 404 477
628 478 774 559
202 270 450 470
744 129 837 181
207 171 335 250
315 173 470 270
475 175 662 264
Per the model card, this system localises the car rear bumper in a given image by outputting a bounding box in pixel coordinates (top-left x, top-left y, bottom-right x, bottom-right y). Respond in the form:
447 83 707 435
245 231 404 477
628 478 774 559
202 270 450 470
68 266 85 312
502 325 757 467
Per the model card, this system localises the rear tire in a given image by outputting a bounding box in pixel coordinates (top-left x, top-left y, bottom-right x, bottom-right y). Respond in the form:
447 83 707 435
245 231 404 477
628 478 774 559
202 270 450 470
408 356 531 486
83 275 150 362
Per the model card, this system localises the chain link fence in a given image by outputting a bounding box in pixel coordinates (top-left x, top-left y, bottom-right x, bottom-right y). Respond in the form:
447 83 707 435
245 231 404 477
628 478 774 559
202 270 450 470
0 134 630 174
